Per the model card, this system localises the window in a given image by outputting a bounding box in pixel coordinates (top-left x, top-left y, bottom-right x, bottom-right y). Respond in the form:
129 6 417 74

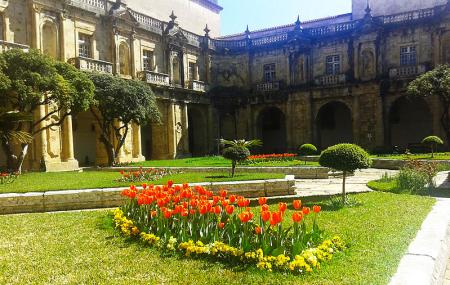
326 55 340 75
188 62 197 81
143 50 154 71
78 33 92 58
400 46 416 66
263 63 276 82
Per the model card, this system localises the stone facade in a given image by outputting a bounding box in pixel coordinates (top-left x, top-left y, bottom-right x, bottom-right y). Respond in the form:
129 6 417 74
0 0 449 171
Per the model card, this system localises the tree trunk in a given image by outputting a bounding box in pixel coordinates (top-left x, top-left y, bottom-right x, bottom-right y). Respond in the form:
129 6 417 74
439 100 450 149
231 160 236 177
431 145 434 158
14 143 29 174
100 134 115 166
342 171 346 205
1 139 16 171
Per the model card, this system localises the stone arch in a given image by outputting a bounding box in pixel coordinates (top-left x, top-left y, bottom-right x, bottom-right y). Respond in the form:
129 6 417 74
73 111 97 166
389 96 432 149
220 113 236 140
188 107 208 156
316 101 353 148
141 123 153 160
41 21 58 59
119 41 131 76
257 107 287 153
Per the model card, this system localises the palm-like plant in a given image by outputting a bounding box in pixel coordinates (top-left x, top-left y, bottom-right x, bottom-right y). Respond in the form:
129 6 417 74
220 138 262 177
219 139 262 149
0 109 33 171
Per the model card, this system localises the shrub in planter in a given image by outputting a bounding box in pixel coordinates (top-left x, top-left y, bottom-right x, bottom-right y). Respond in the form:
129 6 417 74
298 144 317 156
222 146 250 177
421 136 444 158
319 144 372 203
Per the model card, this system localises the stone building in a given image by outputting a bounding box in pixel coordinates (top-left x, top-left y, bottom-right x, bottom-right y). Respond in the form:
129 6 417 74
0 0 449 171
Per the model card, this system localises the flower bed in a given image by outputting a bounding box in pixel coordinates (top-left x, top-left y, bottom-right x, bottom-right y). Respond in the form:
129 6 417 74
244 153 297 164
117 167 177 183
113 182 345 274
0 172 19 185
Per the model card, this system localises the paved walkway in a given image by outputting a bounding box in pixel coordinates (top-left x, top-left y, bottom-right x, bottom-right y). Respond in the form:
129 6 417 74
294 168 397 197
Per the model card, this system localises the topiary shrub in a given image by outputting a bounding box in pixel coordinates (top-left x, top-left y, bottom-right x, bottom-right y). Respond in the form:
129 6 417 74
222 146 250 177
421 135 444 158
319 144 372 204
298 144 318 156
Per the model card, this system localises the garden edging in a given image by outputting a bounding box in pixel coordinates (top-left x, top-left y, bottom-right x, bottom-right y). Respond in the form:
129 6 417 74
0 176 296 215
389 198 450 285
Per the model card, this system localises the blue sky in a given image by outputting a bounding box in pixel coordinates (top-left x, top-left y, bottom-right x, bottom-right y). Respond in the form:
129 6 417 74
219 0 352 36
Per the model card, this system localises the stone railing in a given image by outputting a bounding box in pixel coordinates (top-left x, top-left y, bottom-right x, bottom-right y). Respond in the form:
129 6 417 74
252 33 288 46
141 70 170 86
388 65 427 78
255 81 281 92
315 74 347 86
211 39 248 50
69 57 113 73
190 80 208 92
380 7 436 24
130 10 163 34
0 40 29 52
183 30 202 48
307 22 356 36
66 0 106 14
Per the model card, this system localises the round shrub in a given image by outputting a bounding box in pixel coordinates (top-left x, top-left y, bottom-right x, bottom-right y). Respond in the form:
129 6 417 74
319 143 372 172
298 144 317 156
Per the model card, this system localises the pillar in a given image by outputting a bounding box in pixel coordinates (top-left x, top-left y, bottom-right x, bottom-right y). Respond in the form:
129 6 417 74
63 114 75 161
181 101 190 155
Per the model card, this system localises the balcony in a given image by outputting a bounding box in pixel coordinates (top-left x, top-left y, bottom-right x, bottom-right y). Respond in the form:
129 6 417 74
389 65 427 79
141 70 170 86
0 40 29 52
68 57 113 73
255 81 281 92
315 74 347 86
190 80 208 92
66 0 106 14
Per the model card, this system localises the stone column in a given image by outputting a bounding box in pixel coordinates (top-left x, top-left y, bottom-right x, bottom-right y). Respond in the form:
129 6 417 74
38 102 47 168
130 32 136 78
181 102 190 155
63 114 75 161
167 101 176 158
132 123 144 160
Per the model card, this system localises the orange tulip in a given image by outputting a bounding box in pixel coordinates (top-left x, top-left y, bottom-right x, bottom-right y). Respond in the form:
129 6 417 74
278 202 287 212
313 205 321 213
168 180 174 188
229 195 236 203
302 207 311 215
270 211 282 226
258 197 267 205
238 211 251 223
226 205 235 215
292 212 303 223
255 226 262 235
261 204 269 212
214 205 221 215
218 222 225 229
293 199 302 210
219 189 228 198
261 210 271 222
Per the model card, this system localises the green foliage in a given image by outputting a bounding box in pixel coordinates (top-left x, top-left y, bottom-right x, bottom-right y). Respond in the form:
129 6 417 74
397 168 429 194
220 138 262 149
407 65 450 100
298 143 317 156
319 143 372 172
422 135 444 145
0 109 32 144
222 146 250 162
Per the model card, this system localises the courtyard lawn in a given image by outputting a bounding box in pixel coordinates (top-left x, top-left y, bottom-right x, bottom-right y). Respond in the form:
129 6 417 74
371 152 450 160
0 192 434 285
0 171 284 194
367 176 398 193
131 156 319 167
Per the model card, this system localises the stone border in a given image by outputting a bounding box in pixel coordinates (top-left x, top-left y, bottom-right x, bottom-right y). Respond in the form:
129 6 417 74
389 198 450 285
0 176 296 215
96 166 330 179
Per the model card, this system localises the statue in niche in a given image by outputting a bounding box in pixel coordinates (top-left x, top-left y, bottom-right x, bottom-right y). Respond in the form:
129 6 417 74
46 114 61 158
361 49 375 79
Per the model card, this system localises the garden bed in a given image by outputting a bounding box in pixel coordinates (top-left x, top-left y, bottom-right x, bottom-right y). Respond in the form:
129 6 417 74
0 192 435 284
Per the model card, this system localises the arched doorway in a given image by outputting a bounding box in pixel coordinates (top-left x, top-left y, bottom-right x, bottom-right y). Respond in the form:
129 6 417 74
73 111 97 166
42 22 58 59
220 113 236 140
188 107 207 156
119 42 131 76
141 123 153 160
316 101 353 148
257 107 287 153
389 96 432 148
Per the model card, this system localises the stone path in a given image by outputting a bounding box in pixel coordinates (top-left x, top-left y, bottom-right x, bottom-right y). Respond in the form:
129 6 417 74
294 168 397 197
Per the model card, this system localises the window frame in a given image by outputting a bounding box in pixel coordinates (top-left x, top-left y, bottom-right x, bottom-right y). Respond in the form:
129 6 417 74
400 45 417 66
78 33 92 58
325 55 341 75
263 63 276 82
142 49 154 71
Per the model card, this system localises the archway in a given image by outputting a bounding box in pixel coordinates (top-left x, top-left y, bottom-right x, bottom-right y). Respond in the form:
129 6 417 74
389 96 432 148
73 111 97 166
141 123 153 160
316 101 353 148
188 107 207 156
42 22 58 58
257 107 287 153
119 42 131 76
220 113 236 140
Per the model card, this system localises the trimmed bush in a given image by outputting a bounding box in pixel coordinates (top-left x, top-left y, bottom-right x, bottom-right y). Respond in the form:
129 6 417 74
298 144 318 156
319 144 372 203
222 146 250 177
421 135 444 158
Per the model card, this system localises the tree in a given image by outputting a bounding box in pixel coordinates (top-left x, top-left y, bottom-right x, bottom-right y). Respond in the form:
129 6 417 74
407 65 450 144
319 144 371 204
220 138 261 177
298 144 317 156
0 49 95 172
89 73 160 166
222 146 250 177
421 135 444 158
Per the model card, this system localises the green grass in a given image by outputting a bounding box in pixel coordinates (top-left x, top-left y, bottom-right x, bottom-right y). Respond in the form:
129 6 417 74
0 171 284 194
367 176 398 192
372 152 450 160
0 192 434 284
131 156 319 167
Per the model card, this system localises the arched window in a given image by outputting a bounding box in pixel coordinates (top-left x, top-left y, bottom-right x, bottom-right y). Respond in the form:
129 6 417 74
119 42 131 76
42 22 58 59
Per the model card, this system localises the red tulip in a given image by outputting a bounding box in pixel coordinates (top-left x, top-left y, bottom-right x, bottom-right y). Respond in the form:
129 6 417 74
258 197 267 205
313 205 321 213
292 212 303 223
302 207 311 215
293 199 302 210
226 205 234 215
278 202 287 212
261 210 271 222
